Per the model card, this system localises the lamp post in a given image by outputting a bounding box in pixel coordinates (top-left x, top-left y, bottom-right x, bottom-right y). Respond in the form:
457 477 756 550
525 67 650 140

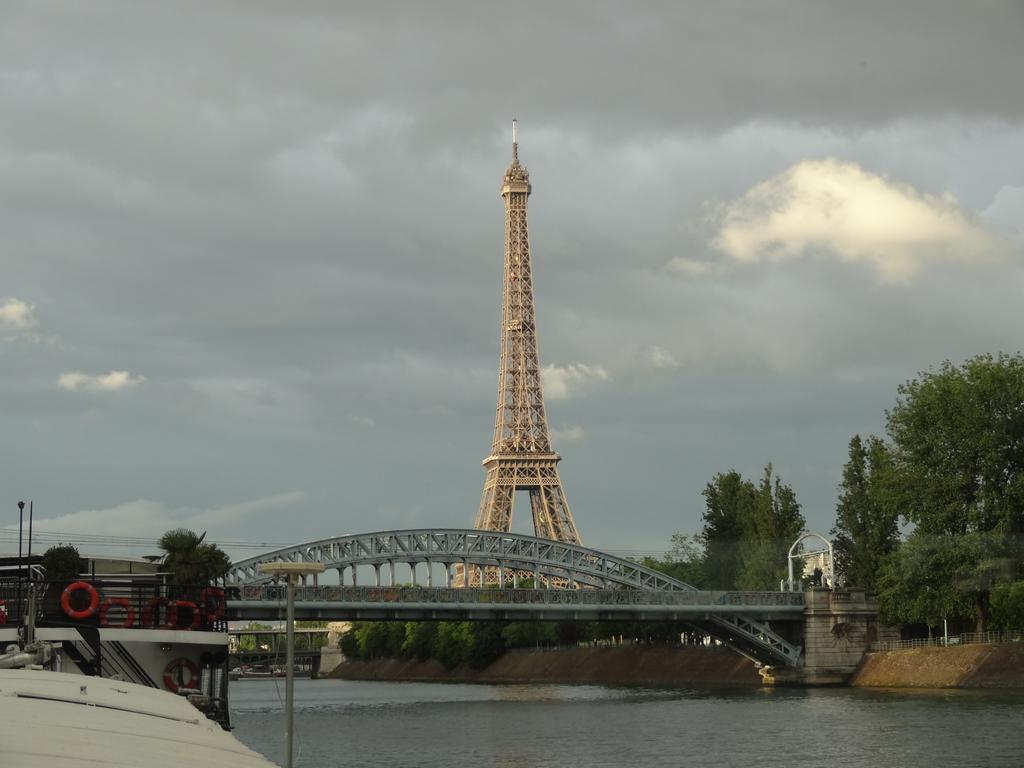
258 562 325 768
26 501 33 573
16 502 25 637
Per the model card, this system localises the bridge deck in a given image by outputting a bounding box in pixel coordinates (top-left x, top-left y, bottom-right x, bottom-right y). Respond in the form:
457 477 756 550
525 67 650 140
228 586 804 623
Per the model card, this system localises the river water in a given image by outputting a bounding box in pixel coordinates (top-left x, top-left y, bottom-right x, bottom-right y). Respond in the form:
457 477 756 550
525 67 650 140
230 678 1024 768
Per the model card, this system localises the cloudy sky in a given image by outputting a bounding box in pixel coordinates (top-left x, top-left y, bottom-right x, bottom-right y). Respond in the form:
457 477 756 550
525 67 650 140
2 1 1022 560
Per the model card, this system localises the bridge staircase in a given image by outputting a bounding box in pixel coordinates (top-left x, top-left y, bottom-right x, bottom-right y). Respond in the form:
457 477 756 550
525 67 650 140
696 615 801 667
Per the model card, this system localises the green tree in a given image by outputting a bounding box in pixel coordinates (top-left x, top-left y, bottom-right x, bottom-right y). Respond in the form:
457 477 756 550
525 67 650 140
469 622 506 669
401 621 438 660
700 470 753 589
501 621 557 649
339 627 360 659
736 465 805 590
884 353 1024 629
40 544 83 583
295 621 329 650
642 533 705 587
831 435 899 591
158 528 231 585
877 533 979 633
990 581 1024 630
354 622 391 659
432 622 475 668
384 622 406 658
237 621 272 652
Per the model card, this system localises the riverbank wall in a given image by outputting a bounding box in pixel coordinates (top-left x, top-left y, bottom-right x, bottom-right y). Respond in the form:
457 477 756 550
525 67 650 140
851 643 1024 688
330 645 762 687
330 642 1024 689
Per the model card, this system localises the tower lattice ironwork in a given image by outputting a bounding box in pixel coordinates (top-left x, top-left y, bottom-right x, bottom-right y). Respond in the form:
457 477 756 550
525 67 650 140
473 122 581 545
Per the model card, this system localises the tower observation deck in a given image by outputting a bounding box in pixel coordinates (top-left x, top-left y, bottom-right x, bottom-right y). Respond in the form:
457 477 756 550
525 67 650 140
473 121 581 545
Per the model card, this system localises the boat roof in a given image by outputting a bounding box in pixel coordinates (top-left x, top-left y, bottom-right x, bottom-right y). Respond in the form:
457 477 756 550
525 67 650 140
0 669 276 768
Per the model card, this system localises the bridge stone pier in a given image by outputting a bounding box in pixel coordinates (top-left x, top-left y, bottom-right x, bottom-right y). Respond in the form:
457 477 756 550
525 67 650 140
760 588 896 685
318 621 350 678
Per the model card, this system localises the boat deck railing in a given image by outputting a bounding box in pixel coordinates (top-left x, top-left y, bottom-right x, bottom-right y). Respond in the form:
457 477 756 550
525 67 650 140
1 577 227 633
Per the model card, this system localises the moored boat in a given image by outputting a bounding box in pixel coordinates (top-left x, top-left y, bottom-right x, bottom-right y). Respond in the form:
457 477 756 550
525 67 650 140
0 666 276 768
1 554 235 728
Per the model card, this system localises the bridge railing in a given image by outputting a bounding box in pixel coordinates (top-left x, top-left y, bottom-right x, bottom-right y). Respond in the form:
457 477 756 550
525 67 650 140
236 585 805 608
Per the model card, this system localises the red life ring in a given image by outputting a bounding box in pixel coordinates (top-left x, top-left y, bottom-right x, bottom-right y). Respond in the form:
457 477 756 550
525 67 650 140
163 657 200 693
99 597 136 628
200 587 225 623
61 581 100 620
142 597 178 629
174 600 201 630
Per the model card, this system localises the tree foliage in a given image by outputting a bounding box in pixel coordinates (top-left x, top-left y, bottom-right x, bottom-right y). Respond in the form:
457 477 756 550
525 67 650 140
296 621 329 649
501 621 557 649
877 533 979 631
877 354 1024 630
158 528 232 585
887 353 1024 537
736 465 805 590
237 621 272 652
41 544 83 583
700 465 805 590
401 620 438 661
831 435 899 591
700 470 749 589
641 533 705 587
990 581 1024 630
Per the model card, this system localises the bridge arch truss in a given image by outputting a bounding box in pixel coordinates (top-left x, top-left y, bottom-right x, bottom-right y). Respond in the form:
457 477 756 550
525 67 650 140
226 529 696 592
226 528 802 667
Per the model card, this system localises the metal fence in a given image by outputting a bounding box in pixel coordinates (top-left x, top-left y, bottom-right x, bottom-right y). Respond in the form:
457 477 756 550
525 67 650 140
871 630 1024 652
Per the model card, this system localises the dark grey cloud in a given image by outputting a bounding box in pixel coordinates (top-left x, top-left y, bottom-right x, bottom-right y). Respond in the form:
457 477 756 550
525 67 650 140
1 2 1023 557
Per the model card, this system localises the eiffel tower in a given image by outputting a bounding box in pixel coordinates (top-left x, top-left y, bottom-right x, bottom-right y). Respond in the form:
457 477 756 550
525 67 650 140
473 122 581 545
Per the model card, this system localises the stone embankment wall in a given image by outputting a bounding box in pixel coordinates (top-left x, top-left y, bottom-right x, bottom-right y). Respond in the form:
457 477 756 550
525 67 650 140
852 644 1024 688
331 646 761 687
331 643 1024 688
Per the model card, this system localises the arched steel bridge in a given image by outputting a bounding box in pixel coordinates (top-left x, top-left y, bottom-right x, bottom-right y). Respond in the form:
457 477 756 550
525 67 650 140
226 528 700 591
226 528 804 666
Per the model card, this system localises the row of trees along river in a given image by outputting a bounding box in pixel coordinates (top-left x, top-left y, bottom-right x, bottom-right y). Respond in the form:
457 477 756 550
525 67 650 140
338 352 1024 667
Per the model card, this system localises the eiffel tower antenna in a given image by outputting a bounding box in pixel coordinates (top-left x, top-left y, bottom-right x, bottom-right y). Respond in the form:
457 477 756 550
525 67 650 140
473 121 581 544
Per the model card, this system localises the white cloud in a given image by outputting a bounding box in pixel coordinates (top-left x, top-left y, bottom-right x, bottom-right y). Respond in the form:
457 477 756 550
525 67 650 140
649 345 681 370
710 158 1002 282
541 363 610 400
58 370 145 392
0 298 36 330
550 424 586 443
